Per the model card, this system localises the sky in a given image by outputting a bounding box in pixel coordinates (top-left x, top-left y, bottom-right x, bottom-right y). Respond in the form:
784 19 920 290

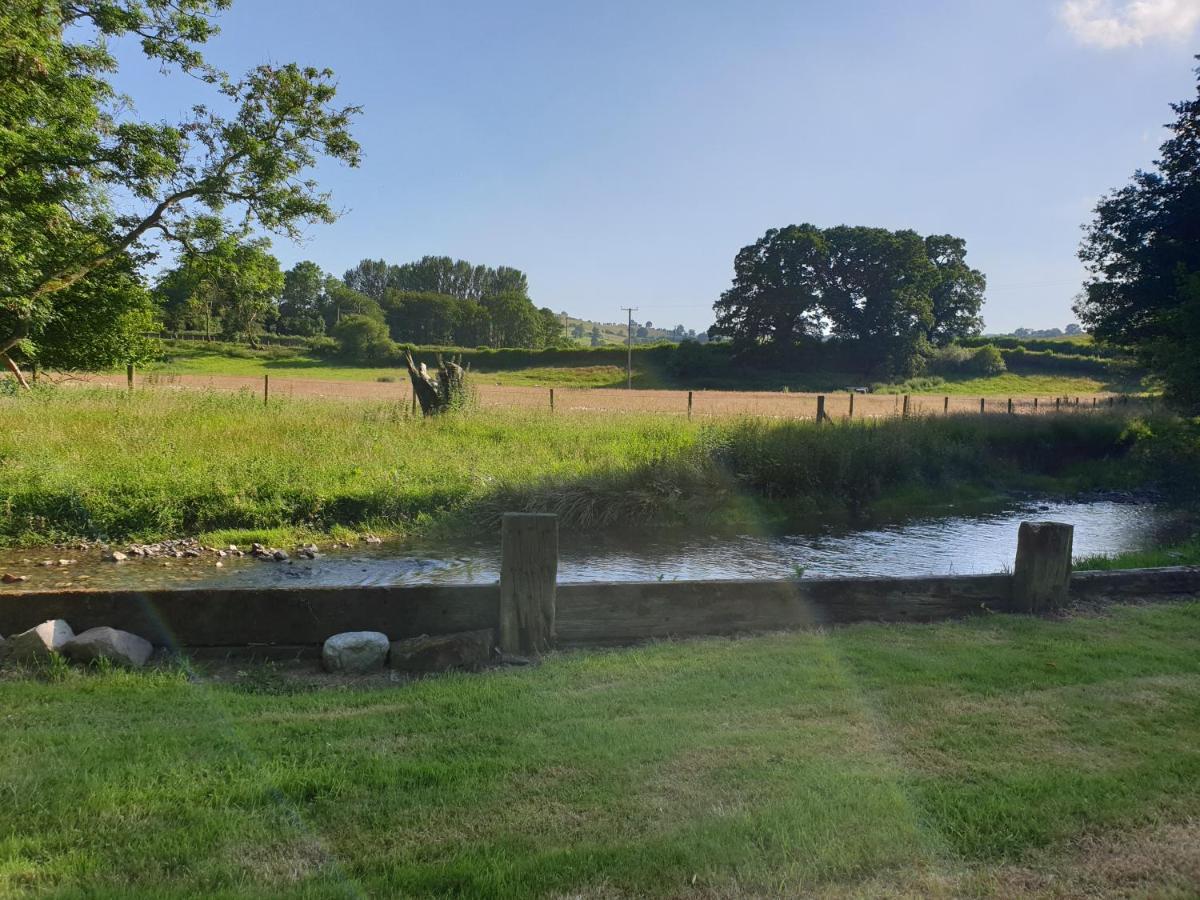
110 0 1200 333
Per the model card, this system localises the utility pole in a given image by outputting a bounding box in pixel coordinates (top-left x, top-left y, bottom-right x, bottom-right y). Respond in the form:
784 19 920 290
621 306 638 390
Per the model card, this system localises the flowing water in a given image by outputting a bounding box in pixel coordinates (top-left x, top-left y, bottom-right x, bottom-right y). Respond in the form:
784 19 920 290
0 499 1189 593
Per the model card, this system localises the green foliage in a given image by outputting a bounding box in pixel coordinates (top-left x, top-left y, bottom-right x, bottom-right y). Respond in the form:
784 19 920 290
711 224 984 377
1075 59 1200 411
344 255 528 301
331 315 396 365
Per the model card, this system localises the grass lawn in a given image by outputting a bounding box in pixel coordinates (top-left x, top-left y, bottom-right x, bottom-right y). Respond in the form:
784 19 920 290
2 602 1199 897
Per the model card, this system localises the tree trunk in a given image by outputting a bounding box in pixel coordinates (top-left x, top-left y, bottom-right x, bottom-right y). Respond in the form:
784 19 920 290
404 352 467 415
2 354 30 390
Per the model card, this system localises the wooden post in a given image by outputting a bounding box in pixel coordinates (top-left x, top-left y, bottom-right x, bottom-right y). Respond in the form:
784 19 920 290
1033 397 1038 411
1007 397 1013 414
31 363 38 384
550 388 555 412
126 363 134 392
848 392 855 419
411 384 417 416
1012 521 1074 614
944 396 949 414
1092 396 1097 409
1109 396 1114 408
263 374 269 406
687 390 693 420
1056 397 1061 412
499 513 558 656
816 394 828 423
979 397 985 415
902 394 910 418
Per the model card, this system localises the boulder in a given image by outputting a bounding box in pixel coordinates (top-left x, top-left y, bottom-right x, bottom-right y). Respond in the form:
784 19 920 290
4 619 75 664
61 627 154 668
322 631 390 674
389 629 494 673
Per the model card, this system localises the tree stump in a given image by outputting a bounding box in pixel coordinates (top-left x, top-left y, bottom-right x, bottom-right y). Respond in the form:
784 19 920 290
499 513 558 655
404 352 468 416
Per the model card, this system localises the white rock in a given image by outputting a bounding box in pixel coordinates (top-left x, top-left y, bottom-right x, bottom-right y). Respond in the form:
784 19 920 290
61 627 153 668
322 631 389 674
4 619 74 664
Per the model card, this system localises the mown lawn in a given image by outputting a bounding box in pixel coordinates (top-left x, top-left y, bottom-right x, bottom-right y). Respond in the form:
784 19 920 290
1 602 1199 897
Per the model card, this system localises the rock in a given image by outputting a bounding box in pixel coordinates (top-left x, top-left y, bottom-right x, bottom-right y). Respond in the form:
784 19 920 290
272 549 289 561
1 573 28 583
105 551 128 562
389 629 494 673
57 559 75 566
322 631 390 674
61 627 153 668
363 534 382 545
4 619 74 664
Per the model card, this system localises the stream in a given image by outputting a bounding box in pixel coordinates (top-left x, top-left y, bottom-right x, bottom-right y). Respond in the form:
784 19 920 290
0 498 1190 592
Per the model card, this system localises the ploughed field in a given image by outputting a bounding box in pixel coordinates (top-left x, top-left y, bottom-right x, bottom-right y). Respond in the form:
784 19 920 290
79 371 1124 418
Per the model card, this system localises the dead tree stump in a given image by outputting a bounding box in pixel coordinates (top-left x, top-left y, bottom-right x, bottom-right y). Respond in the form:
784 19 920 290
404 352 467 416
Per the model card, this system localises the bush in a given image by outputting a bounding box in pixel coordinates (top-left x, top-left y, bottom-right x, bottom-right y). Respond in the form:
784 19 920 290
967 345 1006 376
332 316 399 365
925 344 1005 377
305 335 340 358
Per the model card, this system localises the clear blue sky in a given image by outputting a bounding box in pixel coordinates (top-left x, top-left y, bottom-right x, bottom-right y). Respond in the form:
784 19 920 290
111 0 1200 333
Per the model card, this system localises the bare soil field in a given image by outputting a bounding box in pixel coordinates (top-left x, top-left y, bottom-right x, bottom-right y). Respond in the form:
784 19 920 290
76 371 1120 418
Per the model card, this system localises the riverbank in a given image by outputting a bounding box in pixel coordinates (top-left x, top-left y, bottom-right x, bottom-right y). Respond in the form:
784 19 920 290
2 601 1199 896
0 387 1169 549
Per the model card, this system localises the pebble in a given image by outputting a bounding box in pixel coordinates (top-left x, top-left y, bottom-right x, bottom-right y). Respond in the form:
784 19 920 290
1 573 28 584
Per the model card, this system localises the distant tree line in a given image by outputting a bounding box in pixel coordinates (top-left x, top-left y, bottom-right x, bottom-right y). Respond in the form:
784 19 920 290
709 225 986 377
156 252 572 359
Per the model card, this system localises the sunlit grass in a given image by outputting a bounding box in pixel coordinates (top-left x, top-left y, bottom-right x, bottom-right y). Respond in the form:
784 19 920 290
1 602 1198 896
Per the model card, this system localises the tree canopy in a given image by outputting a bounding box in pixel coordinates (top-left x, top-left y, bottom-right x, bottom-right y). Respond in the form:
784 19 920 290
0 0 359 380
1075 58 1200 410
710 224 985 376
344 256 528 302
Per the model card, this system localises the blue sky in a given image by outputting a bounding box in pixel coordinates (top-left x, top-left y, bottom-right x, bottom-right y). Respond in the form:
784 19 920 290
111 0 1200 332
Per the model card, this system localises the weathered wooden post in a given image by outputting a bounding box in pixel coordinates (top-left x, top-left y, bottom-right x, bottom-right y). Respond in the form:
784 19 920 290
944 396 949 414
1033 397 1038 412
126 363 134 392
979 397 985 415
550 388 555 411
263 374 269 406
687 390 693 420
1056 397 1061 412
816 394 828 423
411 385 417 416
1092 396 1097 409
1012 521 1074 614
848 392 855 419
499 513 558 656
902 394 910 418
1007 397 1013 415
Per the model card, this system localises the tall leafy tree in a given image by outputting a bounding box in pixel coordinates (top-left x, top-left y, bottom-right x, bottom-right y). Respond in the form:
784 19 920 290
278 261 327 336
924 234 985 345
1075 59 1200 410
1 0 359 384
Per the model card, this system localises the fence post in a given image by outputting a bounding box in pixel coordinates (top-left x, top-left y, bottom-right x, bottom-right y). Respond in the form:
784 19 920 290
944 396 949 414
550 388 555 412
1007 397 1013 415
848 392 855 419
1012 521 1074 614
1109 396 1114 408
499 513 558 656
127 363 134 392
816 394 828 423
902 394 910 418
1056 397 1061 412
1092 397 1097 409
1033 397 1038 412
979 398 985 415
687 390 693 420
263 374 269 406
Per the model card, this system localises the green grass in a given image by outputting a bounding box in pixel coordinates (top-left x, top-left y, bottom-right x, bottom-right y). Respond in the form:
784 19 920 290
2 602 1199 897
1077 533 1200 570
0 387 1152 547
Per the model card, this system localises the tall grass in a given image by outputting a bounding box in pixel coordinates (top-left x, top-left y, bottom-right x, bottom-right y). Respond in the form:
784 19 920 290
0 386 1155 546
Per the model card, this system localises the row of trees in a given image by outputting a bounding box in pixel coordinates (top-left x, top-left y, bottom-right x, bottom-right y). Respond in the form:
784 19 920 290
709 226 986 377
156 250 569 351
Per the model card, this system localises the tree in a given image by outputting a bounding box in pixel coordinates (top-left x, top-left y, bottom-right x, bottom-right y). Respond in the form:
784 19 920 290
1075 59 1200 409
590 325 602 347
1 0 359 385
709 225 828 350
924 234 985 344
277 261 327 336
1065 323 1083 336
320 279 382 332
342 259 391 301
482 292 541 347
331 315 394 364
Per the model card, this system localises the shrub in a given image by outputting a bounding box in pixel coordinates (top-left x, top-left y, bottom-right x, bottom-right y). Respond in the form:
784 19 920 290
332 316 398 365
967 345 1006 376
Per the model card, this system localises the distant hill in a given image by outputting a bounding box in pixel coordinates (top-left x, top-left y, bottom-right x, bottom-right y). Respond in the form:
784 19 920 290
556 314 708 347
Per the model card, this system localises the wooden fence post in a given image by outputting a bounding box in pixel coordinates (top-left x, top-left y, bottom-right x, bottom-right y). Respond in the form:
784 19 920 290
979 398 985 415
687 390 693 420
848 392 855 419
944 396 949 414
1007 397 1013 415
1033 397 1038 412
816 394 828 423
263 374 269 406
1012 521 1074 614
550 388 555 412
499 513 559 656
126 364 134 392
902 394 910 418
1056 397 1061 412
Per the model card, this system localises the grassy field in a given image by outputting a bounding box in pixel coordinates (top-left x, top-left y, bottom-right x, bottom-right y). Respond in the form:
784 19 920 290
144 343 1124 395
0 388 1151 547
2 602 1199 897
